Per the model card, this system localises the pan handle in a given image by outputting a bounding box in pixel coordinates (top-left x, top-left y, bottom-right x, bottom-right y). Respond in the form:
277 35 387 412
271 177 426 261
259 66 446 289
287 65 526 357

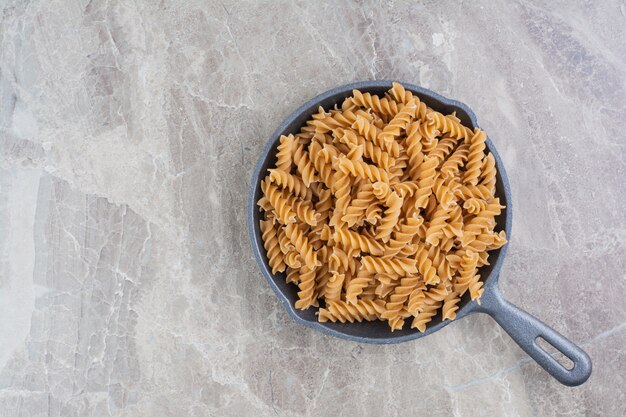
477 284 592 386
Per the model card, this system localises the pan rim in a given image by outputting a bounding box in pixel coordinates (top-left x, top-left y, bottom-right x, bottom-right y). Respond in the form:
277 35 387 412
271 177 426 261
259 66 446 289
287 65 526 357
247 80 513 344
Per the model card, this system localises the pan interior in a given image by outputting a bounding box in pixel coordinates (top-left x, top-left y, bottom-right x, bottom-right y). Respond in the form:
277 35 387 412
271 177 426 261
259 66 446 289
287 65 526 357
250 82 510 341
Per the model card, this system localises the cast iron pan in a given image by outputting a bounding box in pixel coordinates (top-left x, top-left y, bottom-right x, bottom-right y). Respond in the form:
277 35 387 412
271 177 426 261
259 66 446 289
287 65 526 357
247 81 592 386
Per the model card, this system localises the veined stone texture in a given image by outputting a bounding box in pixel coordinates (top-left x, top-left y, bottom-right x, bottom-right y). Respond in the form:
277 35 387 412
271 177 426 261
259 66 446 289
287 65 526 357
0 1 624 416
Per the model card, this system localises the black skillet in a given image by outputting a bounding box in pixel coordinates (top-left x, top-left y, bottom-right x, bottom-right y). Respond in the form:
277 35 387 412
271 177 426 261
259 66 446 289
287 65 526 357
247 81 592 386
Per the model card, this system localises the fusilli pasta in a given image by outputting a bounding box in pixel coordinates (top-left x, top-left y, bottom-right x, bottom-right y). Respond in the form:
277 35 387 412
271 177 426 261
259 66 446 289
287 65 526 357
258 82 506 332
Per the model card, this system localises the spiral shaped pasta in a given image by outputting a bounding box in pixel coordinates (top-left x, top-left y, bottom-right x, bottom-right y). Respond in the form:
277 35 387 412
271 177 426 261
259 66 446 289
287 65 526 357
256 196 273 213
352 89 400 117
480 152 497 193
415 244 440 285
314 186 333 221
308 140 334 190
281 189 320 226
457 184 493 201
329 168 351 227
294 266 318 309
284 250 303 269
336 128 394 170
463 197 488 214
328 246 352 273
323 272 345 302
370 181 390 201
365 201 382 225
260 220 286 274
432 177 456 209
488 230 508 250
382 276 423 329
393 180 420 199
276 226 294 253
404 121 424 180
476 251 490 268
293 143 319 187
406 281 427 314
468 274 484 302
411 297 443 332
464 233 496 252
413 156 438 209
336 155 390 184
309 108 363 133
286 266 299 284
442 290 461 321
307 222 325 251
419 120 439 149
384 215 424 257
425 205 450 246
440 143 470 179
443 204 463 239
268 169 310 200
352 115 400 157
261 180 296 224
375 191 403 242
361 256 418 276
375 276 398 298
315 263 332 299
275 134 296 172
388 83 432 120
318 299 386 323
427 111 474 141
463 129 486 186
345 269 375 305
462 198 505 246
258 82 506 329
284 222 319 269
333 227 384 256
454 250 479 295
389 148 408 184
341 183 375 227
428 136 457 163
437 253 454 282
378 100 417 143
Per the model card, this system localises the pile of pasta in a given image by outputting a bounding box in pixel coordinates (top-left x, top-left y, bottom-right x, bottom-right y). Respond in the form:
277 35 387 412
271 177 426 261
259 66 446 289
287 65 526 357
258 82 507 332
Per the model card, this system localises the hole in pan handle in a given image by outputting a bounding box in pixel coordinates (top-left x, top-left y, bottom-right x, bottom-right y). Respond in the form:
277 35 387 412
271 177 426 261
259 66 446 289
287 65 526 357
477 282 592 386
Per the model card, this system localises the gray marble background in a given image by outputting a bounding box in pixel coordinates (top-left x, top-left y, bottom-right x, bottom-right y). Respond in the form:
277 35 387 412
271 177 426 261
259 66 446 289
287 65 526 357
1 1 625 416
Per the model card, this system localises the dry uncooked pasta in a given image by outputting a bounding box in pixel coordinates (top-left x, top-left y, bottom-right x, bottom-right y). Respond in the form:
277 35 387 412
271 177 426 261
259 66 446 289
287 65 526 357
258 82 507 332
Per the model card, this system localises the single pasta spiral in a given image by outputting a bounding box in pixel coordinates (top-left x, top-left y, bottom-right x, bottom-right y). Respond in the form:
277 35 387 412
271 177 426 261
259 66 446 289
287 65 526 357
260 220 285 274
336 154 390 184
440 143 470 178
415 244 440 285
275 134 295 172
336 128 394 169
361 256 418 276
405 121 424 180
351 89 400 117
341 183 375 227
261 180 296 224
294 266 318 309
333 227 384 256
413 156 438 210
293 143 319 186
375 191 403 242
346 270 375 305
284 222 319 269
427 112 474 141
384 215 423 257
463 129 487 186
318 299 386 323
268 169 311 200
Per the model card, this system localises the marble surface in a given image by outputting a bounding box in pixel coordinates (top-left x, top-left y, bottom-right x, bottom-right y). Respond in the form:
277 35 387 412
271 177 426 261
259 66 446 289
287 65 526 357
1 1 625 416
